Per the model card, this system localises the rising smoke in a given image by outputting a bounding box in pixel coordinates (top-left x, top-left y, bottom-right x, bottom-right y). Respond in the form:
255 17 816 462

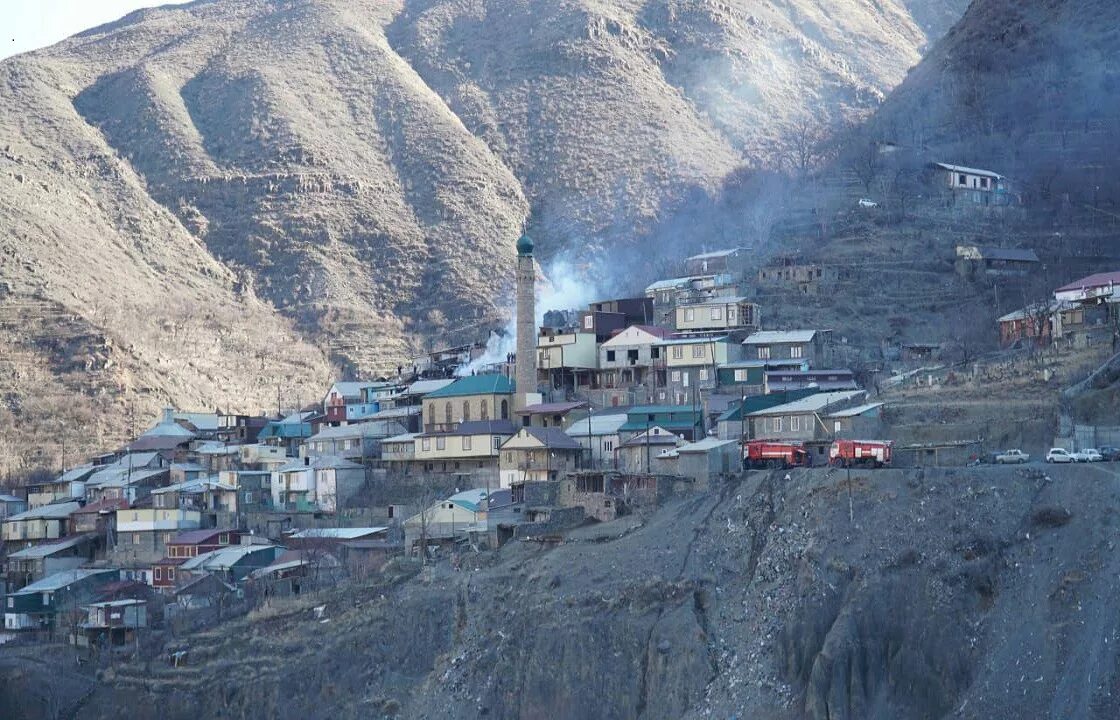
456 258 599 376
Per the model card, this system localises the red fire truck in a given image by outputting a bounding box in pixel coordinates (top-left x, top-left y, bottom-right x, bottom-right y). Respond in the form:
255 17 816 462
829 439 893 468
744 440 809 469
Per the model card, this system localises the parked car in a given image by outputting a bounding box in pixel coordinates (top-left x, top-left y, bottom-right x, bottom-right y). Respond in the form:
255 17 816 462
1098 446 1120 462
995 449 1030 464
1046 448 1076 463
1075 448 1104 462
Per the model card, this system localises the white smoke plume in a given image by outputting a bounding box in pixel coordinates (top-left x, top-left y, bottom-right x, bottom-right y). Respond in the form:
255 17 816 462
456 259 598 377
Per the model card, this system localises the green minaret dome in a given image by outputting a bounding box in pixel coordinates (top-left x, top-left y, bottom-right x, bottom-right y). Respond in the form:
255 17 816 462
516 234 534 256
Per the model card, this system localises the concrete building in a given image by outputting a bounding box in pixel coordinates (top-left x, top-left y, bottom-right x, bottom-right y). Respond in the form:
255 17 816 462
537 328 599 395
746 390 871 444
498 427 584 488
413 419 518 488
565 412 628 469
674 297 760 334
742 330 833 368
654 337 736 405
422 374 515 433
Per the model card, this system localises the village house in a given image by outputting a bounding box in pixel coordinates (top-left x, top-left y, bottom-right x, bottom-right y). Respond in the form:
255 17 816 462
537 326 599 396
516 401 588 429
685 248 749 276
193 442 241 475
422 374 515 433
257 412 314 457
113 502 203 565
674 297 760 335
1 502 81 549
655 437 742 489
178 544 283 586
127 408 196 456
645 274 739 327
498 427 584 488
380 432 419 476
0 493 27 519
170 462 204 485
26 466 94 509
954 245 1040 278
619 406 705 443
4 533 97 593
654 337 736 405
617 427 687 474
413 419 517 487
270 456 365 514
715 359 805 397
714 389 822 441
74 598 148 648
323 381 379 425
899 343 942 362
153 529 243 590
248 549 343 597
304 421 402 461
578 297 655 342
757 254 840 295
83 451 169 504
215 413 270 445
70 497 127 541
596 325 672 395
219 470 273 513
403 488 492 556
746 391 880 462
742 330 833 368
930 162 1010 206
764 369 858 394
564 411 627 469
4 568 117 631
238 443 290 469
1053 270 1120 346
997 301 1070 348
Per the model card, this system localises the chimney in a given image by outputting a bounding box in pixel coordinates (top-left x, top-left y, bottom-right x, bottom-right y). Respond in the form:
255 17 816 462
163 407 175 424
515 233 537 410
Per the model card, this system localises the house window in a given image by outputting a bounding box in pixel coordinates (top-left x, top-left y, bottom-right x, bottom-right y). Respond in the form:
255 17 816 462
683 373 690 388
445 403 452 425
427 404 435 427
734 369 748 382
501 400 509 420
958 173 967 186
790 345 803 359
421 438 431 451
710 307 723 321
244 492 254 504
155 567 162 582
728 307 737 321
791 416 800 432
481 400 489 420
684 309 695 322
773 417 783 432
980 177 989 189
463 401 471 422
834 421 842 433
606 350 616 362
493 436 502 450
436 436 446 451
758 346 771 360
699 368 709 381
463 436 472 451
672 346 684 360
651 347 661 359
671 371 681 383
692 345 705 358
133 533 140 545
168 568 175 581
163 533 173 544
219 533 229 545
603 440 613 452
584 315 594 329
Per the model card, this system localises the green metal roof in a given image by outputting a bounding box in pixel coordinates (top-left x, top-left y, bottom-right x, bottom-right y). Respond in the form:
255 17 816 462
627 405 702 415
619 418 701 433
424 374 514 398
716 389 821 422
258 422 311 440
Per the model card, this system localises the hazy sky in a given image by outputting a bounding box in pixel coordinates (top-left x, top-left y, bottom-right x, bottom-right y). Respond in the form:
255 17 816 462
1 0 190 60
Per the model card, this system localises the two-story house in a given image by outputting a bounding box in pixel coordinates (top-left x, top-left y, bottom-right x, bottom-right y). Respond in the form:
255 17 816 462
654 337 738 405
4 568 116 631
1 502 81 551
153 529 243 590
422 374 515 433
414 420 518 488
498 427 584 488
742 330 833 368
26 466 94 509
565 411 628 469
270 456 365 514
4 534 97 593
0 493 28 520
537 327 599 396
745 390 870 444
674 297 759 335
685 248 748 276
322 381 377 425
114 502 203 566
596 325 673 392
516 401 587 429
618 406 705 443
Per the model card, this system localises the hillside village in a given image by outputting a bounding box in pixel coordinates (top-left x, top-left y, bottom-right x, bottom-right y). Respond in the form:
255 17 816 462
1 154 1118 662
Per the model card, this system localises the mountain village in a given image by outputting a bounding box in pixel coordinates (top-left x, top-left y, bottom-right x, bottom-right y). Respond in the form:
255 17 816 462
1 159 1118 660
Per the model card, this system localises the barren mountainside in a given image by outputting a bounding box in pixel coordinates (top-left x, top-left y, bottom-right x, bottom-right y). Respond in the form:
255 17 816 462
0 0 966 471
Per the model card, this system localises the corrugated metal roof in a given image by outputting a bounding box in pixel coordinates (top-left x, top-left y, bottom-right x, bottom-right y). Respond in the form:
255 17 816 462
7 533 97 559
12 568 114 595
1055 271 1120 294
395 379 455 397
934 162 1003 179
5 501 81 521
654 336 729 346
180 545 277 571
426 374 514 398
507 427 583 450
290 527 388 540
687 248 741 261
743 330 822 345
827 402 884 418
565 413 628 437
747 390 864 416
676 437 740 453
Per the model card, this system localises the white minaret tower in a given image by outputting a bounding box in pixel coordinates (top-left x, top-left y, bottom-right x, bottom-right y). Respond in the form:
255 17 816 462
515 233 537 410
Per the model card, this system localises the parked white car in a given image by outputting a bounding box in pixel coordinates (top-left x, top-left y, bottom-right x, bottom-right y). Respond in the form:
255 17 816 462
1046 448 1076 463
995 449 1030 464
1075 448 1104 462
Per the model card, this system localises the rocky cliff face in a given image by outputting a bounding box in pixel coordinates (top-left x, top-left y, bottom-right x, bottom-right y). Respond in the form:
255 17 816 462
25 464 1119 720
0 0 965 470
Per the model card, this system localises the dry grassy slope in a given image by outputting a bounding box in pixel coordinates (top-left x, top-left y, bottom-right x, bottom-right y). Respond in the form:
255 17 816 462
0 0 967 472
866 0 1120 194
387 0 968 255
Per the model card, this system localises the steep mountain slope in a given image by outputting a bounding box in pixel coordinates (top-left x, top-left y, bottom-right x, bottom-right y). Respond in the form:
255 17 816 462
39 464 1120 720
0 0 966 471
865 0 1120 205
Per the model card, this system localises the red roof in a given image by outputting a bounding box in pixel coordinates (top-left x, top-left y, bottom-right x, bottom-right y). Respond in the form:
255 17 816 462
1056 271 1120 293
154 556 189 566
72 498 129 515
